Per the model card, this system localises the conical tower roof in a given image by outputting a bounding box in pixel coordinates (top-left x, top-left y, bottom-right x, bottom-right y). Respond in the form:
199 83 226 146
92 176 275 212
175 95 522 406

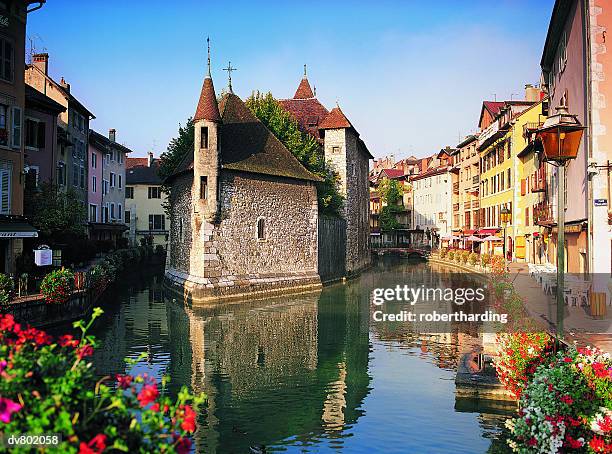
194 76 221 122
319 105 353 129
294 77 314 99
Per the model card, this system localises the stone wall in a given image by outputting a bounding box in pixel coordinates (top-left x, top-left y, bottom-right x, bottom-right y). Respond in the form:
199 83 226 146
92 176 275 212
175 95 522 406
324 129 371 275
166 170 320 301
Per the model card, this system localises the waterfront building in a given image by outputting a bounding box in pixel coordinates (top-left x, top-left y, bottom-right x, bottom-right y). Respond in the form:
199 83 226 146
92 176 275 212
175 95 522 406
164 64 322 300
515 98 549 264
279 70 372 274
125 153 167 248
540 0 612 279
452 135 480 238
88 129 132 246
24 84 64 188
0 2 46 274
26 53 95 206
477 97 537 256
411 151 453 246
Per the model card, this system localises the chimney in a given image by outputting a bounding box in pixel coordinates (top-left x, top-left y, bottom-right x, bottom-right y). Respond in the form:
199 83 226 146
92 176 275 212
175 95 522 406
59 77 70 93
32 53 48 76
148 151 154 167
524 84 540 102
109 128 116 142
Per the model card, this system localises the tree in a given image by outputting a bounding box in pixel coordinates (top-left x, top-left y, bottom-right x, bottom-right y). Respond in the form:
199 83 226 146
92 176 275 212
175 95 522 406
245 91 344 217
377 178 404 232
159 117 194 183
26 183 87 237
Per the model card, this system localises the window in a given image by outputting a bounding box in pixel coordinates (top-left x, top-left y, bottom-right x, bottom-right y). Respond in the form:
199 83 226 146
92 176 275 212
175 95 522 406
110 172 116 188
200 175 208 199
256 217 266 240
0 160 11 214
118 174 122 189
0 37 13 82
110 203 115 220
0 104 6 146
118 153 123 164
201 126 209 149
11 106 21 149
92 175 97 193
525 207 530 227
89 204 97 222
91 152 97 169
102 205 108 223
57 162 66 186
73 163 79 186
148 186 161 199
25 166 38 189
125 210 131 224
126 186 134 199
332 146 340 154
149 214 165 231
25 118 45 149
118 203 122 220
102 179 108 195
507 169 511 189
79 165 85 189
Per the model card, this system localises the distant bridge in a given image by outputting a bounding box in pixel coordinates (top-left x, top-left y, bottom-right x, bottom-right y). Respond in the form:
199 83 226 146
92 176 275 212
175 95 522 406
372 248 429 259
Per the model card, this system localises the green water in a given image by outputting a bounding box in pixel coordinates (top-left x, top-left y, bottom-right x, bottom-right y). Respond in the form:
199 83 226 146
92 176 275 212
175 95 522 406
88 258 512 453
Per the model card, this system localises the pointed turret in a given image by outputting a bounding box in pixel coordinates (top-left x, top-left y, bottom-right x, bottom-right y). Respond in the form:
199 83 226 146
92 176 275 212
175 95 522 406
319 105 353 130
294 64 315 99
194 38 221 122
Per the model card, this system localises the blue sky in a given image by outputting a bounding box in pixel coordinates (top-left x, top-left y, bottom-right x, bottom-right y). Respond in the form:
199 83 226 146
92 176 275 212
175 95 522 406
27 0 555 159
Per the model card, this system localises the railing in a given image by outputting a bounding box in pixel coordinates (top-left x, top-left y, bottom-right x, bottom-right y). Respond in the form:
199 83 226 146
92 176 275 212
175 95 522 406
464 201 471 209
534 203 554 225
523 121 544 139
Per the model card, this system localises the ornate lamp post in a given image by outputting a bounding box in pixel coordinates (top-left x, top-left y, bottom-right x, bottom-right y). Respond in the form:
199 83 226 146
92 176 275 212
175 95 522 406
500 205 511 264
536 105 585 338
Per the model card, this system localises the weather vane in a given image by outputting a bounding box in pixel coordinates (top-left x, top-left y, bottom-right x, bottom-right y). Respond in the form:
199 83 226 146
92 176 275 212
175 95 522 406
223 61 237 93
206 36 211 76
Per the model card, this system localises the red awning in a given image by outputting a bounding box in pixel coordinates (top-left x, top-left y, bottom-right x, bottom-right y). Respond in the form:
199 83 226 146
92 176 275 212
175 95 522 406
476 228 500 235
462 229 476 235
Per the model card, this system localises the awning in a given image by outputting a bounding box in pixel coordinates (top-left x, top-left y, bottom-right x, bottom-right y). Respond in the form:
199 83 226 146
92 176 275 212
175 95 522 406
476 228 500 236
462 229 476 235
0 222 38 238
88 222 128 232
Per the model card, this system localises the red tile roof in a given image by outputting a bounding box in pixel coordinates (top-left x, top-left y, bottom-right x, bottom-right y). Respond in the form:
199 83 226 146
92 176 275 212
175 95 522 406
319 106 353 130
294 77 315 99
278 97 329 140
126 157 148 169
379 168 404 179
194 76 221 122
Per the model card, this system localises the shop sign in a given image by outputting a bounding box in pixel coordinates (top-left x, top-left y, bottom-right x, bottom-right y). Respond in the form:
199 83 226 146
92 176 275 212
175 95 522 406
594 199 608 207
34 247 52 266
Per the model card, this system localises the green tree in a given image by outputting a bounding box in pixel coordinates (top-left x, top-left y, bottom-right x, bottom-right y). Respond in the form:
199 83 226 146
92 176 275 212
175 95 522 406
377 178 404 232
245 91 344 217
26 183 87 237
159 117 194 183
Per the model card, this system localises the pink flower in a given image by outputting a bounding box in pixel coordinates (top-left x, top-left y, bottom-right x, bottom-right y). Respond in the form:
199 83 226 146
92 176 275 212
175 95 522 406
0 360 7 373
0 396 22 423
115 374 133 390
174 435 192 454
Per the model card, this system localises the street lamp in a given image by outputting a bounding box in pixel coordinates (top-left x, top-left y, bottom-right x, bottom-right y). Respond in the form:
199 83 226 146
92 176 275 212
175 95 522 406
536 104 585 339
500 205 511 263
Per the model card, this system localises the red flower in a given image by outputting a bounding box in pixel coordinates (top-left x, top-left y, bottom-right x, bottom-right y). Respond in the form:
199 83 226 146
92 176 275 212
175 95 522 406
150 403 160 412
0 314 15 331
137 384 159 407
563 357 572 363
180 404 197 432
589 436 606 453
560 395 573 405
78 434 107 454
565 435 583 449
59 334 79 348
527 437 537 447
76 344 94 359
115 374 133 389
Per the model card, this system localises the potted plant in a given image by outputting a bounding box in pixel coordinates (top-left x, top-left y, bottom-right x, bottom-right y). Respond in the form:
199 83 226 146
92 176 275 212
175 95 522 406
40 268 74 304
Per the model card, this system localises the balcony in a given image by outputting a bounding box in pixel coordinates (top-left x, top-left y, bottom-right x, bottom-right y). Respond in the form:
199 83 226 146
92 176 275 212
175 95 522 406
533 203 554 226
472 200 479 209
464 201 471 210
453 203 460 212
523 121 544 139
453 182 459 193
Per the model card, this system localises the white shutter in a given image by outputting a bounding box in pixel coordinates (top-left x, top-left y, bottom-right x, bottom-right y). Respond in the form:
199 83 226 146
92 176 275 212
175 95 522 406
0 162 11 214
11 106 21 149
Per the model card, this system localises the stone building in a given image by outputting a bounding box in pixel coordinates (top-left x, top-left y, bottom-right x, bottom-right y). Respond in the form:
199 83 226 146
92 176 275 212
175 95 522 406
164 65 322 301
279 71 372 274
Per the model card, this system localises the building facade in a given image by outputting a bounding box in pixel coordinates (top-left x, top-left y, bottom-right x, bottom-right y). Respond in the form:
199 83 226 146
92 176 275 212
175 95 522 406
412 166 453 244
165 67 321 301
452 135 480 235
125 153 167 248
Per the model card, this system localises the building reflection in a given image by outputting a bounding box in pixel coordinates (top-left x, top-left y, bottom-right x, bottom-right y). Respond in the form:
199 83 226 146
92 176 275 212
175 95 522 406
165 277 372 453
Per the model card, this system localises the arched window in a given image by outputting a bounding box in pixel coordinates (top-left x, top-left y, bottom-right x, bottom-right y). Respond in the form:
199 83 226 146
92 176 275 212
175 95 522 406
256 217 266 240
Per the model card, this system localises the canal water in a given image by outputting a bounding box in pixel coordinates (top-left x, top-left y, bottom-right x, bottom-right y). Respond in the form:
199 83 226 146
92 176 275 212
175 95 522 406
84 258 512 453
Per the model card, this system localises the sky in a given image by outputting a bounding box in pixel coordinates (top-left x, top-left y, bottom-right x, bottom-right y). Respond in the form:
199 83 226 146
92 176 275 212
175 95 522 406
26 0 555 160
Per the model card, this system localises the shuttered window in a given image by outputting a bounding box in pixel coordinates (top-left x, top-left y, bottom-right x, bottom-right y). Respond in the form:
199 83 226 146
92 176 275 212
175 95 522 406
0 161 11 214
11 106 21 149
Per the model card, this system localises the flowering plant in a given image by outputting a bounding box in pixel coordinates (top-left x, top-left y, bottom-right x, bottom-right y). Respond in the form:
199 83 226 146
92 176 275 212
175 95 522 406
0 273 13 305
506 346 612 453
481 253 491 267
493 331 555 398
439 247 448 259
468 252 479 266
0 309 205 453
448 250 455 261
40 268 74 304
490 254 506 275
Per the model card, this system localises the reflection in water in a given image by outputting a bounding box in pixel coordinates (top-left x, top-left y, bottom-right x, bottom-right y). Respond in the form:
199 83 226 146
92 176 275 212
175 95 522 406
86 259 510 453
